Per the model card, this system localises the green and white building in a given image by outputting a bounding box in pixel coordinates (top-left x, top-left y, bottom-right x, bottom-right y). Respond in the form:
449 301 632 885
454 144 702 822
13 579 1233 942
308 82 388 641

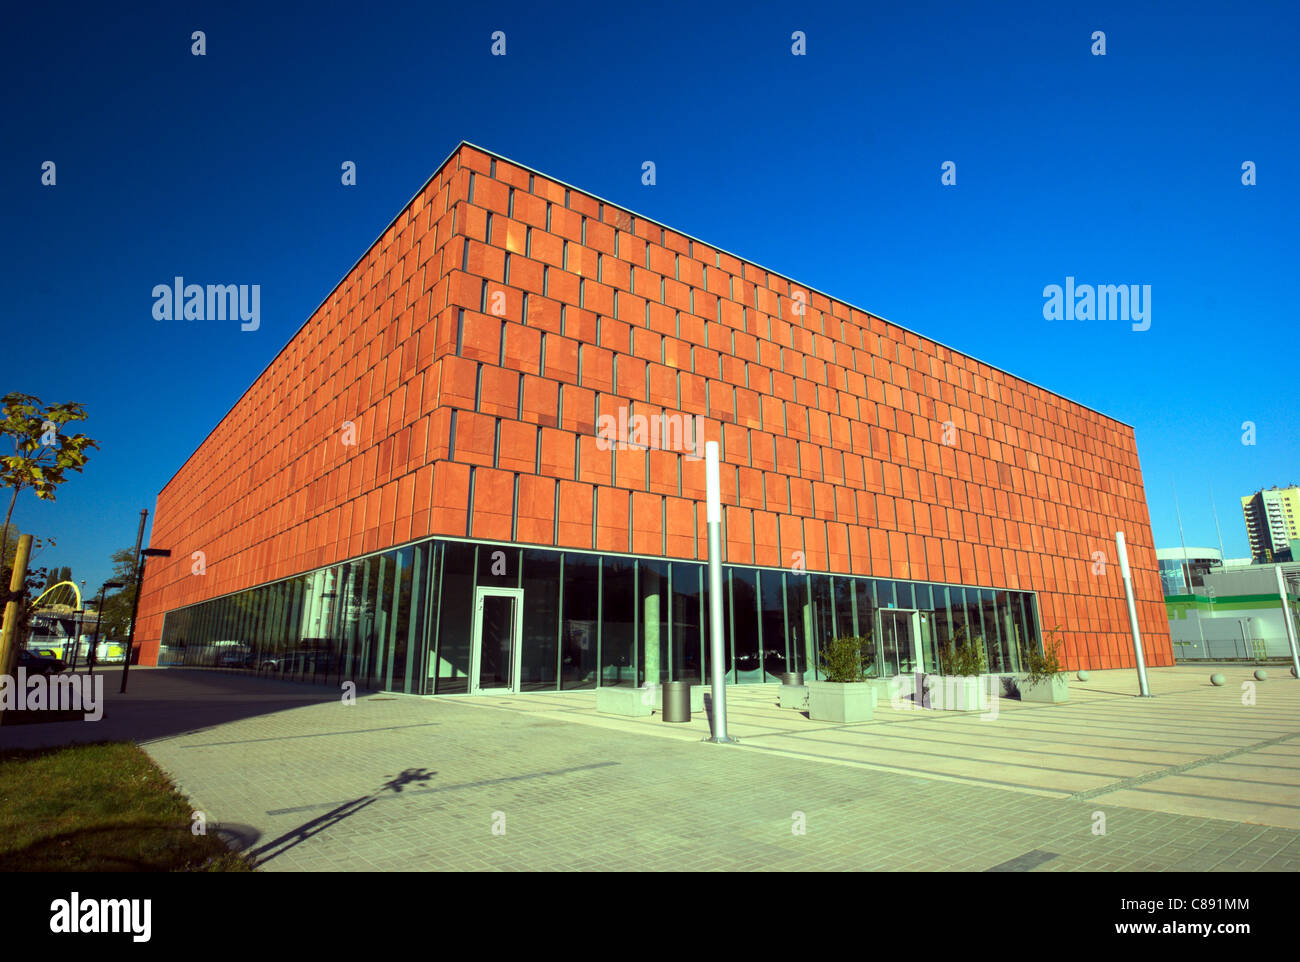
1160 547 1300 661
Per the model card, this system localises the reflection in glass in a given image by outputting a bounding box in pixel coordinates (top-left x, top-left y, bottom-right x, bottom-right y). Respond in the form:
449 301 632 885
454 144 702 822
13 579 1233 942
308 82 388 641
155 538 1054 698
913 583 936 672
808 575 835 679
759 570 787 680
932 585 953 673
965 588 984 666
561 553 599 689
731 569 761 683
784 574 810 678
981 588 1001 672
855 580 878 677
601 556 636 686
521 549 560 691
833 577 856 639
435 542 475 694
670 562 703 684
995 591 1018 673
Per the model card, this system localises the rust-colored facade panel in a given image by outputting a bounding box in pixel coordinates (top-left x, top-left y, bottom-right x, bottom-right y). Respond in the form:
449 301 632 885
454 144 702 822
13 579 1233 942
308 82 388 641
135 142 1169 674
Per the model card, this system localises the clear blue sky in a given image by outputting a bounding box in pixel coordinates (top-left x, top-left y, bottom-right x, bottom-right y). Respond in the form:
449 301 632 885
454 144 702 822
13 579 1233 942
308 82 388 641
2 0 1296 593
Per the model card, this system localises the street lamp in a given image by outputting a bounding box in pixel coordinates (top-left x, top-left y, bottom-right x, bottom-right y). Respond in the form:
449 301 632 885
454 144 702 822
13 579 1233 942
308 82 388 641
86 581 125 675
120 547 171 693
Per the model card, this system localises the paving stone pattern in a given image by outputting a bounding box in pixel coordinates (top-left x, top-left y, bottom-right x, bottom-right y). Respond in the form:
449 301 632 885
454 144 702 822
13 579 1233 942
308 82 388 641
3 666 1297 871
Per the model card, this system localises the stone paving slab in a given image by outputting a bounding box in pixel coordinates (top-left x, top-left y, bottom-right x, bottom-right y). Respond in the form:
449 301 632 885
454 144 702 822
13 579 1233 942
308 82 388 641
454 665 1300 829
2 666 1298 871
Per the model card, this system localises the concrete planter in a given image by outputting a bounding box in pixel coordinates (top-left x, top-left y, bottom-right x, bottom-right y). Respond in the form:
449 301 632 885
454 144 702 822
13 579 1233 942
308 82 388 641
987 674 1020 699
925 675 990 711
807 681 874 723
596 686 653 717
779 684 809 710
788 682 878 712
1018 674 1070 703
873 677 907 708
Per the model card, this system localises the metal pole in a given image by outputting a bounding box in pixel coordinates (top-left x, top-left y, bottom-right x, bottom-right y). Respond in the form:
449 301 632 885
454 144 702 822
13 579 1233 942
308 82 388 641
1172 483 1206 655
70 605 83 670
87 586 107 676
704 441 735 743
70 580 86 670
1115 531 1152 697
120 509 148 693
1274 565 1300 680
1209 485 1227 564
1172 482 1191 593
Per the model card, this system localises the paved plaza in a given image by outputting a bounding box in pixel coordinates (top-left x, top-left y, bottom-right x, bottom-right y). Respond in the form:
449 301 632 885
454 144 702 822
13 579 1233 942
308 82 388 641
3 665 1299 871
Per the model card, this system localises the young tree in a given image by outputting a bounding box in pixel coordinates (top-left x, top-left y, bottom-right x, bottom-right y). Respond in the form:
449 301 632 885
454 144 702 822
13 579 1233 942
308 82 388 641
0 393 98 567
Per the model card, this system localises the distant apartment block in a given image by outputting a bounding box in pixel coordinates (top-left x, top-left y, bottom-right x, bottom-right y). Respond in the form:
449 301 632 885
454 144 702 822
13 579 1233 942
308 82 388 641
1241 485 1300 563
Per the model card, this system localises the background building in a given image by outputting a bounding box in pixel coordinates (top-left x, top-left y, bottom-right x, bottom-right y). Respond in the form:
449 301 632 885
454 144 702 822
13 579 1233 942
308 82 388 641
1156 546 1223 596
134 142 1171 693
1241 485 1300 563
1164 558 1300 661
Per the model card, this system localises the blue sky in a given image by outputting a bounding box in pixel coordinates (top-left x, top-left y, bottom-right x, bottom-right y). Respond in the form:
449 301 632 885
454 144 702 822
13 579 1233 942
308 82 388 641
2 0 1296 593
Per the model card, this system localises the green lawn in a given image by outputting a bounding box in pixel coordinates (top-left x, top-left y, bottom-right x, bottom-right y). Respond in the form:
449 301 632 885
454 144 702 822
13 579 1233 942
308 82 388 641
0 741 253 871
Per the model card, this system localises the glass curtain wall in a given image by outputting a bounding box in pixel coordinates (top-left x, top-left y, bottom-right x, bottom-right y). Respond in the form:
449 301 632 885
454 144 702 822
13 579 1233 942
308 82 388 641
159 537 1044 695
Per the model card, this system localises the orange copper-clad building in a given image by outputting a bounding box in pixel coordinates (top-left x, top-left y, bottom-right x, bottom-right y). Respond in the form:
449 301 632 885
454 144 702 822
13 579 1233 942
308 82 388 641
133 142 1171 695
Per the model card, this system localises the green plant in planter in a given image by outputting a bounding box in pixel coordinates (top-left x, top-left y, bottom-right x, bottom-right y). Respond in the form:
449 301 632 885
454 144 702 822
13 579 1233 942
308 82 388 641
819 635 868 683
937 626 987 676
1022 628 1065 685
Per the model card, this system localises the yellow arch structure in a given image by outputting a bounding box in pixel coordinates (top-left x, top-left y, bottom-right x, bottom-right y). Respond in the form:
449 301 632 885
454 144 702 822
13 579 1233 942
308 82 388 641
30 580 83 611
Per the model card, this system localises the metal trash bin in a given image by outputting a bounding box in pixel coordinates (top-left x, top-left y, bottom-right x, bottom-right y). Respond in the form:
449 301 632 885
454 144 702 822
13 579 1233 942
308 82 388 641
779 672 803 687
662 681 691 723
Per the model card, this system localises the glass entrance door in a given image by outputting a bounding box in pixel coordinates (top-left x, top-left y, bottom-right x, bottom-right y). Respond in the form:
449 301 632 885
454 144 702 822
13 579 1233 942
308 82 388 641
877 609 924 676
470 588 523 694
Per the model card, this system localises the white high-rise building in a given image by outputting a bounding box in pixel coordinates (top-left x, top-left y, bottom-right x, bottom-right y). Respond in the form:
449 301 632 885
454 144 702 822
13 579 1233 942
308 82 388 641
1241 485 1300 562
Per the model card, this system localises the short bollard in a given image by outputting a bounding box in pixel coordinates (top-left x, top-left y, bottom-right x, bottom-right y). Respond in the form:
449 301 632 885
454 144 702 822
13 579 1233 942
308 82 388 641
662 681 691 723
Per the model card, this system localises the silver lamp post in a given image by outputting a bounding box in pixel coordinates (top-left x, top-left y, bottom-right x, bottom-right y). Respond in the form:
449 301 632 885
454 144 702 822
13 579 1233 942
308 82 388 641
704 441 735 744
1115 531 1152 697
1274 566 1300 679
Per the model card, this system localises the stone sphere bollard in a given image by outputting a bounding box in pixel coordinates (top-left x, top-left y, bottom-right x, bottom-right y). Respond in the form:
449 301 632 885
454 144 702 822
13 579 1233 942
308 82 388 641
1076 670 1090 682
1254 669 1268 681
1210 673 1226 687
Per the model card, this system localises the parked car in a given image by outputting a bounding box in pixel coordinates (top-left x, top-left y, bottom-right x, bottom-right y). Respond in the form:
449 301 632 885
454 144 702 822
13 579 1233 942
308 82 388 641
18 648 67 675
261 648 333 675
209 640 252 668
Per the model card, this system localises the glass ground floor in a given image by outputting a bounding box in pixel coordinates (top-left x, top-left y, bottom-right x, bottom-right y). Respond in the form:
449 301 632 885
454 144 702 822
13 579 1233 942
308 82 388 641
158 537 1043 695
